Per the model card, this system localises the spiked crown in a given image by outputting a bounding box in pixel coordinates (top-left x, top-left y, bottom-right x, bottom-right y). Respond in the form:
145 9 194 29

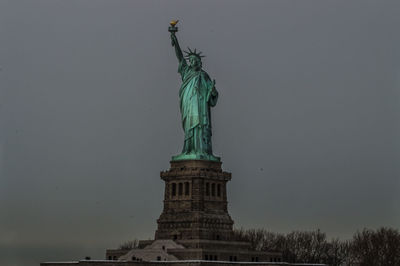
184 47 205 60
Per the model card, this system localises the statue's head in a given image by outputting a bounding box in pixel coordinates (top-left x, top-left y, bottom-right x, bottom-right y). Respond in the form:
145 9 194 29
189 55 202 70
184 48 205 71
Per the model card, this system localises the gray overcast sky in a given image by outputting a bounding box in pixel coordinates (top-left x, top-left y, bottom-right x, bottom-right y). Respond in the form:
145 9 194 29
1 0 400 265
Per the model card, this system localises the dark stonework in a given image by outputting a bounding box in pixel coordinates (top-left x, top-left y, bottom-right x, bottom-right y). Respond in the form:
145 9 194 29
155 160 234 241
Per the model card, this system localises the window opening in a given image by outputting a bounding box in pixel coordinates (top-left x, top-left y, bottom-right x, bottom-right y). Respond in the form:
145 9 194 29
172 183 176 196
178 183 183 196
185 182 189 195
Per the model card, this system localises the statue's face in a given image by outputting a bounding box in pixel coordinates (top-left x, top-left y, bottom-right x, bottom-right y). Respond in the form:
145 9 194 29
189 56 202 70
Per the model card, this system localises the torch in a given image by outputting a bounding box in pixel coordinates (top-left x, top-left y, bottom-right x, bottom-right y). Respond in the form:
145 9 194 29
168 20 179 33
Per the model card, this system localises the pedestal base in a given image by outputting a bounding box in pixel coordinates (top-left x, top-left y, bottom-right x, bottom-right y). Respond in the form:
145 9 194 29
155 160 232 241
172 153 220 162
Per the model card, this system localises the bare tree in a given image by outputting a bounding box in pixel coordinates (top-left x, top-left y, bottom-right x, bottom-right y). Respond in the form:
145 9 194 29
118 239 139 250
350 227 400 266
233 228 350 264
325 238 351 266
233 227 400 265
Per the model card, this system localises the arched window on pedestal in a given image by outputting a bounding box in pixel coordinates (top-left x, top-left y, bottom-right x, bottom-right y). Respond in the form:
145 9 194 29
172 183 176 197
185 182 190 196
178 183 183 196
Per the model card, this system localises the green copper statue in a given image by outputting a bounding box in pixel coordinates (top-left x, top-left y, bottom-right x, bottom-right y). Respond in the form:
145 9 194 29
169 21 220 162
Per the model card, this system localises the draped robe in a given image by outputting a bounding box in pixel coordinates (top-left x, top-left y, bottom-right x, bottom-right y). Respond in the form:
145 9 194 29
174 59 218 160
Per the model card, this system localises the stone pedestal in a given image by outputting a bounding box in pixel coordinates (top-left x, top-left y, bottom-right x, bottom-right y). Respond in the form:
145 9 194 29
155 160 234 241
151 160 281 262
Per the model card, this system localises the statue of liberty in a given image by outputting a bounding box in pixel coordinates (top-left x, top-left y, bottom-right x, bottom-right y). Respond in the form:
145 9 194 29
169 21 220 162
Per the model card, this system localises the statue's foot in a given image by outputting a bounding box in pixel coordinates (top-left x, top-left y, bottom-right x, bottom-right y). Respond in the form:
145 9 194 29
171 152 220 162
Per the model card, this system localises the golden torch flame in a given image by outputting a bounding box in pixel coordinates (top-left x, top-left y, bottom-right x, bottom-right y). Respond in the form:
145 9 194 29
170 20 179 27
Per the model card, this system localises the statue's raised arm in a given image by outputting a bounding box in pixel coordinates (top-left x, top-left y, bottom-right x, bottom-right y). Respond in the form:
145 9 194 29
170 33 184 63
168 20 184 63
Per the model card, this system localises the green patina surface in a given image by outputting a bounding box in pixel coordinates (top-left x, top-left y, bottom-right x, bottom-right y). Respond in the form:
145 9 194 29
169 24 220 162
